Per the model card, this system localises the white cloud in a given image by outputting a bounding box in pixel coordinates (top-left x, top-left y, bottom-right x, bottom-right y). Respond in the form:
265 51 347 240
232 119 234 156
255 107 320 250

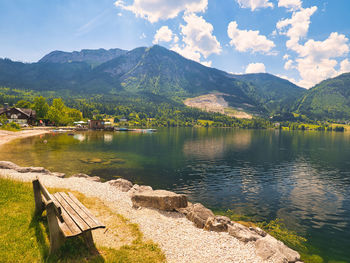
340 59 350 74
277 74 298 85
296 32 349 61
171 13 221 66
277 6 317 50
227 21 275 54
180 13 221 58
275 5 350 88
153 26 177 44
171 44 201 62
292 33 349 88
236 0 273 11
278 0 302 11
245 63 266 73
115 0 207 23
200 60 212 67
284 59 294 70
283 54 290 60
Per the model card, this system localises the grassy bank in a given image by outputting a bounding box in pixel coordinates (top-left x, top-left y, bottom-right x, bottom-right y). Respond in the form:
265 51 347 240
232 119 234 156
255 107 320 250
0 177 165 263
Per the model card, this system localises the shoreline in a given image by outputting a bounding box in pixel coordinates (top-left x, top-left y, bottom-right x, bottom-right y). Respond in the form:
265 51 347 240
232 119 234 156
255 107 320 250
0 129 50 147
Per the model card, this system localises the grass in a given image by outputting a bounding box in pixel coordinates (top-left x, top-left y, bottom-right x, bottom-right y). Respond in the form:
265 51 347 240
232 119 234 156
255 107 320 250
0 177 166 263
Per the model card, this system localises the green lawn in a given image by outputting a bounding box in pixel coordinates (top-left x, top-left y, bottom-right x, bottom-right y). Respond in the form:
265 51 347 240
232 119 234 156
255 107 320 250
0 177 166 263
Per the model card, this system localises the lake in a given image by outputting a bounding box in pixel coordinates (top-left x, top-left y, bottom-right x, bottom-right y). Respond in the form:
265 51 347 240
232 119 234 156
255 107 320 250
1 128 350 261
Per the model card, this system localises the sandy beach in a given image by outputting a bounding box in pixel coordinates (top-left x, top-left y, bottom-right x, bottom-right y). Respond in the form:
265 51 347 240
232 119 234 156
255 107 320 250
0 129 50 146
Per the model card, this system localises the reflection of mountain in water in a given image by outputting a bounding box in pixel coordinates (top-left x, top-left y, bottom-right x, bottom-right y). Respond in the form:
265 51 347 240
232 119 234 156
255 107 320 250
183 130 252 159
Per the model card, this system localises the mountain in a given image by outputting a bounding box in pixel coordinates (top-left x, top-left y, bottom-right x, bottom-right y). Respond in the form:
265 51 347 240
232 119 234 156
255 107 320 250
0 45 305 117
38 48 127 67
231 73 306 113
296 73 350 120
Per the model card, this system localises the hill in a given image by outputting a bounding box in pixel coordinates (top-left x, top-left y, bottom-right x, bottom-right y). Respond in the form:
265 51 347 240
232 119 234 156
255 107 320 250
296 73 350 120
231 73 306 113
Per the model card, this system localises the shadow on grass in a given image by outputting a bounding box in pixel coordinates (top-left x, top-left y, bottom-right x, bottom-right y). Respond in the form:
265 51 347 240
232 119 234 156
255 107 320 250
29 213 105 263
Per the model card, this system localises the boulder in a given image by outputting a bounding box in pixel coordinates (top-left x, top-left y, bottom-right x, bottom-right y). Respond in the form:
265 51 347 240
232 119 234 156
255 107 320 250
131 190 188 211
71 173 101 182
204 216 232 232
228 222 263 242
0 161 19 170
128 184 153 196
185 203 215 229
16 166 50 174
255 234 300 262
175 202 193 216
108 178 133 192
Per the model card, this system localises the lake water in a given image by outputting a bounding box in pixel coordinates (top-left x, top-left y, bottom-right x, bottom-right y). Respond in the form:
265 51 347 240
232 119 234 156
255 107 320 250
1 128 350 261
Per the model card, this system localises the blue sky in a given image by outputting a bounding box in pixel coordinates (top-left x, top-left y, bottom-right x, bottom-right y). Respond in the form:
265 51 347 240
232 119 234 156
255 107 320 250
0 0 349 88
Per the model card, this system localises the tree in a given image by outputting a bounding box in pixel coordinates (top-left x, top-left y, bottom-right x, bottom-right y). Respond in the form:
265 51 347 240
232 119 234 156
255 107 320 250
33 96 49 119
15 100 31 108
67 108 82 122
46 98 67 126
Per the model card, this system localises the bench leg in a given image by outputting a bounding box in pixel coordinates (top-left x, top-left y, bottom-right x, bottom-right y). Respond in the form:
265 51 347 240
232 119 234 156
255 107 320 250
46 202 65 254
32 179 44 215
83 230 95 249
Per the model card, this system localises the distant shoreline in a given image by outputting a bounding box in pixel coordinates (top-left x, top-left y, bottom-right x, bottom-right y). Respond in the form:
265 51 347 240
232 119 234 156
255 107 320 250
0 129 50 147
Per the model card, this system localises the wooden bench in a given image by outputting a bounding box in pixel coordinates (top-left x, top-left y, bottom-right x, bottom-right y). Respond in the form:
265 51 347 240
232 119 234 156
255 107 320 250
32 179 105 254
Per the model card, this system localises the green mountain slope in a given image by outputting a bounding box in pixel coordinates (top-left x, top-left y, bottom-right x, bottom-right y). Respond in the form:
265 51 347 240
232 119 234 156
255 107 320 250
296 73 350 120
232 73 306 113
38 48 127 66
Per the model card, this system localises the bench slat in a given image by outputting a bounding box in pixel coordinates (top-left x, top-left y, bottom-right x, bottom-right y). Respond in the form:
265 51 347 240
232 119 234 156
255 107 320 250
60 192 101 230
54 192 91 233
67 192 105 229
51 194 83 237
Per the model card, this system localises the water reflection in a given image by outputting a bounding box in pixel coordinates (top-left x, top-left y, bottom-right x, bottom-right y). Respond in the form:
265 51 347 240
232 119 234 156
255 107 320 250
183 129 252 159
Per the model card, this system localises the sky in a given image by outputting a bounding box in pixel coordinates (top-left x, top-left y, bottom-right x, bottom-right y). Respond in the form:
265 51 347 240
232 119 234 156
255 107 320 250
0 0 350 89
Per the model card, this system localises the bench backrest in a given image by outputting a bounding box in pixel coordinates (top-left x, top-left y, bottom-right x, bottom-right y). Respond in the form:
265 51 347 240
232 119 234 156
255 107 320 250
32 178 63 221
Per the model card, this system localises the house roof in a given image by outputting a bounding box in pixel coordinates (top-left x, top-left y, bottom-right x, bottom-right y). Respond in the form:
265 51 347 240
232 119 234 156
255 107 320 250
0 107 36 117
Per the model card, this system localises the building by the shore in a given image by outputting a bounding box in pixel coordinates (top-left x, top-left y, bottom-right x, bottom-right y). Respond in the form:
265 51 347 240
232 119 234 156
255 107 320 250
0 103 36 125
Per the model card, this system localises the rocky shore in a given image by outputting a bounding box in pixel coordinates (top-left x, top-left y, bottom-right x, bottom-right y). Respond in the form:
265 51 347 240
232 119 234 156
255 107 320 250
0 160 302 263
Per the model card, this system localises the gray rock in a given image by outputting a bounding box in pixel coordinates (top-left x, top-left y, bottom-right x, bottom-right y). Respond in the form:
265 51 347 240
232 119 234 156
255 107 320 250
131 189 188 211
128 184 153 196
228 222 262 242
71 173 101 182
255 234 300 262
0 161 19 170
108 178 133 192
204 216 232 232
16 166 50 174
50 172 66 178
186 203 215 229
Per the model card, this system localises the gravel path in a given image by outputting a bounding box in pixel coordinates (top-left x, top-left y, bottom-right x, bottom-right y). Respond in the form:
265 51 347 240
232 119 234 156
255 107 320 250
0 168 270 263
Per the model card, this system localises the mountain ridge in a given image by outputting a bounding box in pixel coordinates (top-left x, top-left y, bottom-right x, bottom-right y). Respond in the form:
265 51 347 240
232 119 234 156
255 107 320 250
4 45 348 120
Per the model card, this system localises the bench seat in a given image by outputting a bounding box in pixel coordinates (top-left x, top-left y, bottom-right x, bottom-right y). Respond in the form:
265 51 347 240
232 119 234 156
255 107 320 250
51 192 105 237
